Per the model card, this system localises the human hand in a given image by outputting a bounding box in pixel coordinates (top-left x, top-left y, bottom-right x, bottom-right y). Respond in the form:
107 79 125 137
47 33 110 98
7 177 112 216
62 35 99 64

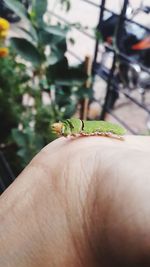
0 135 150 267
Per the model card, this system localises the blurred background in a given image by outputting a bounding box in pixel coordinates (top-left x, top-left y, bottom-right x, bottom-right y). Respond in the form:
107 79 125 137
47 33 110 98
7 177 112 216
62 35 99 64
0 0 150 193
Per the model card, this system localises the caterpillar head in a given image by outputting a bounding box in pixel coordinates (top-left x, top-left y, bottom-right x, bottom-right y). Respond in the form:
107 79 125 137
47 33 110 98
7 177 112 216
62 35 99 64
51 122 63 135
51 120 73 136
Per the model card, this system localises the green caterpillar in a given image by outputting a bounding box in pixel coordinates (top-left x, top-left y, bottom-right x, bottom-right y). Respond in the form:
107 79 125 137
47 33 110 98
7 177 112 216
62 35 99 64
51 118 126 139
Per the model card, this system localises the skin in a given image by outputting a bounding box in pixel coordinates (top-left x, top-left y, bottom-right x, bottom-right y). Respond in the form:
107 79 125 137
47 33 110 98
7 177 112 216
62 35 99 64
0 135 150 267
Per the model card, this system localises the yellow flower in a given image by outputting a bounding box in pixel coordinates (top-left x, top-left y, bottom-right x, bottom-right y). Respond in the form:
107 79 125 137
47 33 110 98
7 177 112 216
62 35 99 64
0 47 9 58
0 18 10 31
0 30 8 38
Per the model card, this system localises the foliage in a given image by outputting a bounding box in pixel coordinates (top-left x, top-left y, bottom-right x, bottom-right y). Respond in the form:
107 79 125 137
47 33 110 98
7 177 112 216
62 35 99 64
0 53 29 144
0 0 91 173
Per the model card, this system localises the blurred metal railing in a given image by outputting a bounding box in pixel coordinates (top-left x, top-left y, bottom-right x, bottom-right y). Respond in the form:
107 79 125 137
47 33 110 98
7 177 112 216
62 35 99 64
93 0 150 134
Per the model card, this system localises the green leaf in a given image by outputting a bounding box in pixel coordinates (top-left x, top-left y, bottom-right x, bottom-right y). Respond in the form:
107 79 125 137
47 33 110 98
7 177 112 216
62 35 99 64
38 30 65 46
48 51 64 65
38 30 53 45
19 25 38 43
49 42 66 65
46 38 67 65
64 104 76 117
4 0 38 44
32 0 47 22
12 129 27 147
11 38 41 66
3 0 28 19
18 27 38 44
17 148 27 158
43 25 68 37
52 37 67 55
47 59 87 83
47 57 69 81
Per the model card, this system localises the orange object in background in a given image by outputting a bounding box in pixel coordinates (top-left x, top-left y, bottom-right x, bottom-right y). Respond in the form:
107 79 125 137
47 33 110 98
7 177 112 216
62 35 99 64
0 47 9 57
132 36 150 50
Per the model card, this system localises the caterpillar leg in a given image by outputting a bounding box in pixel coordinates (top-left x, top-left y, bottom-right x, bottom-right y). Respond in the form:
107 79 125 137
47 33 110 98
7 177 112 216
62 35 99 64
66 132 124 140
65 134 80 138
99 132 124 140
79 131 124 140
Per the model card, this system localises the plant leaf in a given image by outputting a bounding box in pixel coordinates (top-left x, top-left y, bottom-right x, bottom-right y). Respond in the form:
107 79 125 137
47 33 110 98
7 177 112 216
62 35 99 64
12 129 27 147
48 50 64 65
18 27 38 44
47 57 68 81
51 38 67 54
43 25 68 37
11 38 41 66
47 58 87 82
3 0 28 19
32 0 47 22
39 25 68 48
38 30 53 45
4 0 38 44
47 38 67 65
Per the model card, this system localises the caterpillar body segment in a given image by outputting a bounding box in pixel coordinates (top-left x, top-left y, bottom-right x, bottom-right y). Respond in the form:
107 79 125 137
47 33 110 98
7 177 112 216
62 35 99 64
82 120 126 136
51 118 126 138
63 118 82 136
